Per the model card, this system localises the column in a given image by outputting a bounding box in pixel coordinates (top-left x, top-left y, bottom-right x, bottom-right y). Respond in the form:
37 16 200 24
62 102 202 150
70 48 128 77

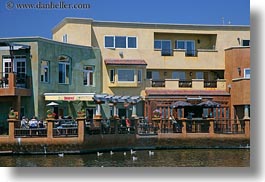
181 118 187 137
113 103 118 118
95 101 102 119
46 118 54 141
76 117 85 143
208 118 215 136
243 105 250 119
244 118 250 138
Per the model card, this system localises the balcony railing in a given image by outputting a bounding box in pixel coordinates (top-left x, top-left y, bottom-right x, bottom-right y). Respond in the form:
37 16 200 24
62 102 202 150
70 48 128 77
152 80 165 87
147 79 226 90
161 49 173 56
179 80 192 88
204 81 217 88
0 72 31 89
185 50 197 57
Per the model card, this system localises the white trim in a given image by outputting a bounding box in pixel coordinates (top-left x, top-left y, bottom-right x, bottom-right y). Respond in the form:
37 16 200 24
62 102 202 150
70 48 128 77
104 35 115 49
137 69 142 83
154 39 171 50
83 65 94 86
127 36 138 49
244 68 251 78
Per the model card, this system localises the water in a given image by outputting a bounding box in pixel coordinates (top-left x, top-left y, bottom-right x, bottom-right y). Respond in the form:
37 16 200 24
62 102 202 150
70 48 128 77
0 149 249 167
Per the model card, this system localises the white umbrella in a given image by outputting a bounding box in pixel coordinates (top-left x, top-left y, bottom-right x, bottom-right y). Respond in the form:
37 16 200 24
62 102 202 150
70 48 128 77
46 102 59 106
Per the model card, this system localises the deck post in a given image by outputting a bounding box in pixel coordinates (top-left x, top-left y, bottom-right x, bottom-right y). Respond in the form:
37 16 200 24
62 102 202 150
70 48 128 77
181 118 187 136
76 117 85 143
244 118 250 138
208 118 215 136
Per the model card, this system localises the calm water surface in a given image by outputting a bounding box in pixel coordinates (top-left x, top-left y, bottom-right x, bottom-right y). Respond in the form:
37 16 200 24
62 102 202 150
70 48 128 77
0 149 250 167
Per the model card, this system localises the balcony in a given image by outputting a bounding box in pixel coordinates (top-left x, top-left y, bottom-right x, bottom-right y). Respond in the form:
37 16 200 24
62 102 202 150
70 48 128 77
0 72 32 96
148 79 226 90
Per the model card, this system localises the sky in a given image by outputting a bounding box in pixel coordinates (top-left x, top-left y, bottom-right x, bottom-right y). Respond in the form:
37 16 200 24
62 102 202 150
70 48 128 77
0 0 250 39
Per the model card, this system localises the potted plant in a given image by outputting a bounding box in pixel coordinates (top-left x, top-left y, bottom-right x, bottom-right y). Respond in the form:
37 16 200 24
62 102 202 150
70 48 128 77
77 108 86 117
47 109 56 118
8 109 18 119
152 109 161 119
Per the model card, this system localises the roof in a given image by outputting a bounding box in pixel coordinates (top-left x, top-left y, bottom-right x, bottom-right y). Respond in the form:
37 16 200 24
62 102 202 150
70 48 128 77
145 89 230 96
105 59 147 66
52 17 250 34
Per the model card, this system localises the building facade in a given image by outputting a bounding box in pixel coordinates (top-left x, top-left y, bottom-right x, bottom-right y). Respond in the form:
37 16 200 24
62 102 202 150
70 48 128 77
0 37 101 131
224 46 250 121
52 18 250 122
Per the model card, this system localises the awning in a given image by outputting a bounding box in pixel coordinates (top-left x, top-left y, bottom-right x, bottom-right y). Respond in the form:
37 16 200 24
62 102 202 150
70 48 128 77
0 42 30 51
104 59 147 66
44 93 95 101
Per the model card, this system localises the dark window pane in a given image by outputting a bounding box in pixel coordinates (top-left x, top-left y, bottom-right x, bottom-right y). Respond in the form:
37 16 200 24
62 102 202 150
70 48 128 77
115 36 126 48
128 37 137 48
105 36 114 48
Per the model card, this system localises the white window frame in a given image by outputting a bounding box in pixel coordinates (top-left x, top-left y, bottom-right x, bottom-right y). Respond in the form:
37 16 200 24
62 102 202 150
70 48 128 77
244 68 251 78
137 69 142 83
62 34 68 43
127 36 138 49
109 69 115 83
154 40 171 50
40 60 49 83
83 66 94 86
58 61 70 84
104 35 138 49
104 35 115 49
117 69 135 83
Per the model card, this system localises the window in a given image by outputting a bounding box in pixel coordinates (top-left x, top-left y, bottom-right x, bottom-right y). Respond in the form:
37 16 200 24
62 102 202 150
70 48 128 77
242 40 250 46
244 68 251 78
176 40 196 56
105 36 115 48
109 69 115 82
172 71 186 80
147 71 152 79
128 37 137 48
83 66 94 86
62 34 68 43
152 71 160 80
59 62 70 84
117 69 134 82
104 36 137 48
137 70 142 83
154 40 171 50
115 36 126 48
41 60 49 83
196 72 203 79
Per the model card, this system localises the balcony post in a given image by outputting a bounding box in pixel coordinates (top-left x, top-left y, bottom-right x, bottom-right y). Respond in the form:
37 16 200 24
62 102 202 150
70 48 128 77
244 118 250 138
8 72 15 88
208 118 215 136
76 117 85 143
8 119 19 140
46 118 54 141
181 118 187 136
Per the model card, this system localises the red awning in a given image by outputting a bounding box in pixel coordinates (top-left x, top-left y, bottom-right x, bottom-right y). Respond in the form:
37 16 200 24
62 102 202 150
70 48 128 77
104 59 147 66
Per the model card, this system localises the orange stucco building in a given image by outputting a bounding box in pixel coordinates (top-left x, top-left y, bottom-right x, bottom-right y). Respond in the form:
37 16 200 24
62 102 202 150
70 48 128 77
225 46 250 121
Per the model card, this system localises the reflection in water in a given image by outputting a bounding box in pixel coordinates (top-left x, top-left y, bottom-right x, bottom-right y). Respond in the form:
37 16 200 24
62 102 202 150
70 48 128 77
0 149 250 167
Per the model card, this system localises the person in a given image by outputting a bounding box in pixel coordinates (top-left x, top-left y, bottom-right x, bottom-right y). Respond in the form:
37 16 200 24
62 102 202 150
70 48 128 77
126 118 131 133
29 116 38 128
20 116 28 128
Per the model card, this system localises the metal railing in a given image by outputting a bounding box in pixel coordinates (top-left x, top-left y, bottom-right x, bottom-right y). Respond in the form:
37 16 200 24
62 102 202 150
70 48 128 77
15 128 47 137
0 72 30 89
185 50 197 57
151 80 165 87
204 80 217 88
53 119 78 137
179 80 192 88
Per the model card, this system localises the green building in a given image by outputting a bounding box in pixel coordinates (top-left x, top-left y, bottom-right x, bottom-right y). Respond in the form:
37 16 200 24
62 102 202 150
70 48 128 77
0 37 102 132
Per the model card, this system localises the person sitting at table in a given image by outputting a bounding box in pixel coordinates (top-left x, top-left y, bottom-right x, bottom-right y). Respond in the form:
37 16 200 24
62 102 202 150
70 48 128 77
20 116 28 129
29 116 38 128
126 118 131 133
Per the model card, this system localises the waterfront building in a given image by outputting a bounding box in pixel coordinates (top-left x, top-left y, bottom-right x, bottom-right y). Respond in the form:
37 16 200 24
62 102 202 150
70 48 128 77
0 37 101 132
52 17 250 125
224 46 250 129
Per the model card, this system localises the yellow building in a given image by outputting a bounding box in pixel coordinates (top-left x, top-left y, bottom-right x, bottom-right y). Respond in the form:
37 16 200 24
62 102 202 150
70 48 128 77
52 18 250 120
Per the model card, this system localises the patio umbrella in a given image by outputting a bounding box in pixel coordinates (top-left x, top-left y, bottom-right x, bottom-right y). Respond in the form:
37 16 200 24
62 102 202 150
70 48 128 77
171 101 192 108
197 100 220 108
46 102 59 106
